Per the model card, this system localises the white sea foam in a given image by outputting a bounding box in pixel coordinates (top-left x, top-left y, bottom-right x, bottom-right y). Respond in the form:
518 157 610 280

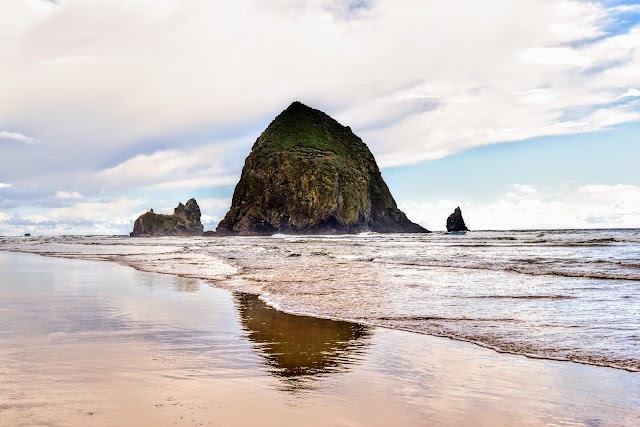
1 229 639 371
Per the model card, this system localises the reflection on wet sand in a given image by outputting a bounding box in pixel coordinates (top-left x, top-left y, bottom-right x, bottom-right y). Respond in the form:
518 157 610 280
2 253 639 427
235 293 370 385
135 273 200 293
172 276 199 293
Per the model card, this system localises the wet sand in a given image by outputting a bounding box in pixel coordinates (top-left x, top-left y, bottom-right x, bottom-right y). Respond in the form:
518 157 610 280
0 252 638 426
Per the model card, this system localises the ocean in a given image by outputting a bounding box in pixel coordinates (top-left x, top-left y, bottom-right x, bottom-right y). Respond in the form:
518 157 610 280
1 228 638 371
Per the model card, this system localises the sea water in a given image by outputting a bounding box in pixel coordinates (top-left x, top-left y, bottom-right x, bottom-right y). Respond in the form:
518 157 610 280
3 251 639 426
1 228 639 371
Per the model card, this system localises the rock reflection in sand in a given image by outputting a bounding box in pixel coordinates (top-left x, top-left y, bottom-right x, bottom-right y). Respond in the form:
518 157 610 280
234 293 370 387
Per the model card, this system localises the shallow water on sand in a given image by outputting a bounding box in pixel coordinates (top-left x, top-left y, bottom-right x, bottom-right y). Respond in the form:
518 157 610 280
1 252 639 426
1 229 639 371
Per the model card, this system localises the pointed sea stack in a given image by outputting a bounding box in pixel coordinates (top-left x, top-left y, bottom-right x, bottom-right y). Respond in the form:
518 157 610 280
130 198 204 236
217 102 428 235
446 207 469 232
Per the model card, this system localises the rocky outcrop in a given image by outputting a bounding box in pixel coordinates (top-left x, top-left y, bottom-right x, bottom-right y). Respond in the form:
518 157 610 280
216 101 428 235
130 198 204 236
446 207 468 232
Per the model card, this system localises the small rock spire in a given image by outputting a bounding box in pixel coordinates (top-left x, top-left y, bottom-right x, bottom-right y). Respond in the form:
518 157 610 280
446 207 469 232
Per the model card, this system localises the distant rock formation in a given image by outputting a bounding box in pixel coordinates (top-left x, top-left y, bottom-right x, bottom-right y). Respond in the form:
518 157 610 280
446 207 468 232
216 101 428 235
130 198 204 237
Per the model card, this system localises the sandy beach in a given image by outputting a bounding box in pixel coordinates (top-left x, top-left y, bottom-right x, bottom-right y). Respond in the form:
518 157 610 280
1 251 638 426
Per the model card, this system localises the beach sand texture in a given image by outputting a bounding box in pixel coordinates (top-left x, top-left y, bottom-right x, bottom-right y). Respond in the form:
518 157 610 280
1 252 638 426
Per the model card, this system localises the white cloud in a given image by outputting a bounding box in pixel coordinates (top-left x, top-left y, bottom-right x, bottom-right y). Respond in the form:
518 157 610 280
0 131 38 145
0 195 229 235
0 196 149 235
197 198 232 220
99 150 203 185
24 214 49 223
400 184 640 231
45 197 146 222
98 142 240 191
618 88 640 99
510 184 538 195
0 0 638 170
520 47 593 67
610 4 640 14
0 183 13 189
547 1 605 41
55 190 82 199
517 88 558 104
0 220 129 236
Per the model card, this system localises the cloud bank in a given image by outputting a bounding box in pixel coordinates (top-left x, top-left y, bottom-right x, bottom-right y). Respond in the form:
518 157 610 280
0 0 639 233
2 1 639 163
401 184 640 231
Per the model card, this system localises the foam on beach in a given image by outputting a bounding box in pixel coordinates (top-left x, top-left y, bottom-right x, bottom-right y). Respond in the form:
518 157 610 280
1 229 639 371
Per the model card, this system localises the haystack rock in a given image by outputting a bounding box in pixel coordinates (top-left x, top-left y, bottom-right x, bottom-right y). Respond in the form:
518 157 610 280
130 198 204 236
446 207 469 232
216 101 428 235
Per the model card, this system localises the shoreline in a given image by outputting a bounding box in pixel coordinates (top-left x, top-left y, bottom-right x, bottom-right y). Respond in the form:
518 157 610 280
1 251 639 426
1 246 637 373
257 292 640 374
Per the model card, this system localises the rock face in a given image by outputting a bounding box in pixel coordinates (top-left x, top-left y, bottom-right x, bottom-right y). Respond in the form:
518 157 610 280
217 101 427 235
130 199 204 236
446 207 469 232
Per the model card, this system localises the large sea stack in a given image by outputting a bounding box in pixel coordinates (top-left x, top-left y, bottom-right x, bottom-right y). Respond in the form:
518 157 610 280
130 199 204 236
446 207 469 232
217 102 427 235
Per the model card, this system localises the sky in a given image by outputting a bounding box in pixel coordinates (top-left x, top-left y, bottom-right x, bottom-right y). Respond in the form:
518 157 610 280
0 0 639 234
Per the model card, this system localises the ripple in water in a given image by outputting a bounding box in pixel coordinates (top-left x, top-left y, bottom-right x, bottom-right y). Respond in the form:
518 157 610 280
1 228 639 371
